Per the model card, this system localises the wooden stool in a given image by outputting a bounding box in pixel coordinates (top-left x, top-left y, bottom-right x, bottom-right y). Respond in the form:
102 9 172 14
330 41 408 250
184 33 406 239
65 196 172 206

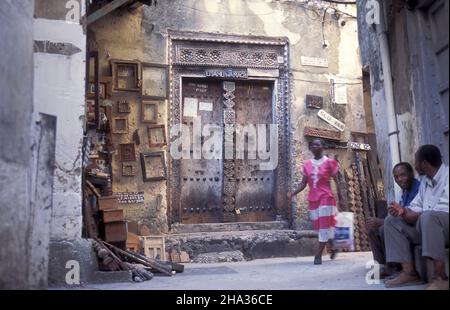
142 235 166 261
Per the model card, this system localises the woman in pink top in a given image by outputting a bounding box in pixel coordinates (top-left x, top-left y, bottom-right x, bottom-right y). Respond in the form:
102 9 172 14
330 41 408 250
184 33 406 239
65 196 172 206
288 139 344 265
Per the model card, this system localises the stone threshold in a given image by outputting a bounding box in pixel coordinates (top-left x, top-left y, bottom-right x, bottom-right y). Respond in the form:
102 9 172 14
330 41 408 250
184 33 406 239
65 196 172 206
169 220 290 234
165 229 319 261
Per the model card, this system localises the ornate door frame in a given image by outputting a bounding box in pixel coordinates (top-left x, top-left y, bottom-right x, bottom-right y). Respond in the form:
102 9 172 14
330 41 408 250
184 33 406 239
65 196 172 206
167 30 291 226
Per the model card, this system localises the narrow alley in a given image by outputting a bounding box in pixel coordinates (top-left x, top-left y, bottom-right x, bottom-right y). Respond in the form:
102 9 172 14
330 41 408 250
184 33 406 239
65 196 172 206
0 0 448 298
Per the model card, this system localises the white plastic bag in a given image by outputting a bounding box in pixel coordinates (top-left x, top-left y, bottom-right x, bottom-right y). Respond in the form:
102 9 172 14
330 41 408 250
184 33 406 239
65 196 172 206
333 212 355 251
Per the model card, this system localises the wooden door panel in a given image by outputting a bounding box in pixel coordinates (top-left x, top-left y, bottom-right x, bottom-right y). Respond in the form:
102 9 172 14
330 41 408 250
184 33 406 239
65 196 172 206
234 81 276 222
180 79 223 223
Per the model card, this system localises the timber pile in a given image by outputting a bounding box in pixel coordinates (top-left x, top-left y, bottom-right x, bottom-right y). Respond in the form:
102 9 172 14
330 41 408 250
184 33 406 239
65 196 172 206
343 154 378 252
93 238 184 282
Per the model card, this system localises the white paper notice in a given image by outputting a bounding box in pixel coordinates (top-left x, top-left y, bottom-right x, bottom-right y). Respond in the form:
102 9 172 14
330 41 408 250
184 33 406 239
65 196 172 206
184 97 198 117
334 84 348 104
301 56 328 68
199 101 213 111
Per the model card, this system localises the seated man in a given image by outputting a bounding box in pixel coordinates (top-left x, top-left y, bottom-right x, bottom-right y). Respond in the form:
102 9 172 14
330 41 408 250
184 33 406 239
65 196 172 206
366 162 420 278
384 145 449 290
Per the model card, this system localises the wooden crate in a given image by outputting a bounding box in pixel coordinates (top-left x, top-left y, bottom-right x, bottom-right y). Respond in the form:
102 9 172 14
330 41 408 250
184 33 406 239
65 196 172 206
98 196 119 210
126 232 141 253
142 235 166 261
104 221 127 242
102 209 124 223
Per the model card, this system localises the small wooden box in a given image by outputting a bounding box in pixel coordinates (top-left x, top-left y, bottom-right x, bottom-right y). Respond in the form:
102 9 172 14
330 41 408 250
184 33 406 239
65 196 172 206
98 196 119 210
126 232 141 253
102 209 124 223
104 221 127 242
142 235 166 261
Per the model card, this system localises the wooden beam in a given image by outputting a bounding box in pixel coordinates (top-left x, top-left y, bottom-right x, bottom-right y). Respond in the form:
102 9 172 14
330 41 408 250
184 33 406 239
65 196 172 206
87 0 133 25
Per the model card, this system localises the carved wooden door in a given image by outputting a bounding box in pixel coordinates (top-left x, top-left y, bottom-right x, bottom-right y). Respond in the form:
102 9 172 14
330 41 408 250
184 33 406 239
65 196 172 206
179 79 275 223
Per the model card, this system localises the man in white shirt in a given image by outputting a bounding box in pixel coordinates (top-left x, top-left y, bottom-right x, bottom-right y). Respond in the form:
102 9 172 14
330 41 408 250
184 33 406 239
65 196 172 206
384 145 449 290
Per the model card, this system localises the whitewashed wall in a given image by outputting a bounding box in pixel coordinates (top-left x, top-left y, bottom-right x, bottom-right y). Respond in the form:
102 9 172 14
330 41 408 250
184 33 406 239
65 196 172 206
34 7 86 240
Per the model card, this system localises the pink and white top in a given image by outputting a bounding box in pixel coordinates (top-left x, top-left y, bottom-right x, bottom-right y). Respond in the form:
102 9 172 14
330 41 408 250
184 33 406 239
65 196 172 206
302 156 339 202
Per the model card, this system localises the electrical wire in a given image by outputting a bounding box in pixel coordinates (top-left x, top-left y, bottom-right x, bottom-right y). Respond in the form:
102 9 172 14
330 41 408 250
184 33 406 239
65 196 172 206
178 3 275 17
292 77 362 85
176 1 356 19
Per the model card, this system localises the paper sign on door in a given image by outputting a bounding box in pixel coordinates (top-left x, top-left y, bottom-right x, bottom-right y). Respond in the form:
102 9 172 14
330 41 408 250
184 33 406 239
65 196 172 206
184 97 198 117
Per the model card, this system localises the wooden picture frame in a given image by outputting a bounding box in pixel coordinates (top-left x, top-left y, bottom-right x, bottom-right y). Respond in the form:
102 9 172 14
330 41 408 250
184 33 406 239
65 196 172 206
111 60 141 92
86 99 96 125
112 117 129 134
118 143 136 162
140 152 167 182
141 100 160 124
86 99 106 128
117 100 131 113
142 63 168 99
87 82 107 99
147 124 166 147
122 163 137 177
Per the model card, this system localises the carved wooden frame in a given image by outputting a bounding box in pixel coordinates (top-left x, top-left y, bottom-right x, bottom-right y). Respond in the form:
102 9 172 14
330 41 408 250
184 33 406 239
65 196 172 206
142 62 169 99
117 100 131 113
111 60 141 92
140 151 167 182
112 117 129 134
167 31 291 225
141 100 160 124
87 81 107 99
118 143 136 162
304 126 341 141
122 162 137 177
147 124 167 147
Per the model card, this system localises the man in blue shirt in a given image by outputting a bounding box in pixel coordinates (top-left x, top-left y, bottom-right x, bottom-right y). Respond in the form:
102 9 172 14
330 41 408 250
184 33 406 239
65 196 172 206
366 162 420 278
385 145 449 290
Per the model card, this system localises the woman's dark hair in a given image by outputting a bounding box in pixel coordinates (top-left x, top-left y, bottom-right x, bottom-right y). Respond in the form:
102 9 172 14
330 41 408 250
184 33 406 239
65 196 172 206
416 144 442 168
309 138 324 147
393 162 414 174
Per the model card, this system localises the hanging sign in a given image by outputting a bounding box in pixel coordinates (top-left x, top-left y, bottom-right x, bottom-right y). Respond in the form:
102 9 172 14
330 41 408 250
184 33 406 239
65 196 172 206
305 95 323 109
301 56 328 67
117 192 145 204
205 68 248 79
348 141 371 151
317 109 345 132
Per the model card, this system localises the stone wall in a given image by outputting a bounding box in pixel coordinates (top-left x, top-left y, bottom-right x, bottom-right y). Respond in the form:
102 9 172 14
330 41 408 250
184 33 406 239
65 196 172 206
0 0 36 289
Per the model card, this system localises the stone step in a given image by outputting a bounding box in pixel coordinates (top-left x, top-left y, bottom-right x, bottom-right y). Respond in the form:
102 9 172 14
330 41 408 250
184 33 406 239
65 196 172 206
165 229 319 262
193 250 246 263
169 221 289 234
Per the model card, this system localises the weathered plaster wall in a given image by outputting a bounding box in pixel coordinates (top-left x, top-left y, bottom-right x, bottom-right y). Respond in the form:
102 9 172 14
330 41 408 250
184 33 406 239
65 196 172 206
34 0 86 240
357 0 394 201
91 0 364 232
89 6 169 235
0 0 35 289
357 0 449 202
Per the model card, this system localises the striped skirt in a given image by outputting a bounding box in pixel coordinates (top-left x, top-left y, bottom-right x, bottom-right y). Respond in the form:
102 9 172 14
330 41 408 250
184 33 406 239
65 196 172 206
309 197 338 242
